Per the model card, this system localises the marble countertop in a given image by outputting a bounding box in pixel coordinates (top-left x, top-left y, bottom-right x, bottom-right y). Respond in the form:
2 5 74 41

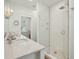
5 35 45 59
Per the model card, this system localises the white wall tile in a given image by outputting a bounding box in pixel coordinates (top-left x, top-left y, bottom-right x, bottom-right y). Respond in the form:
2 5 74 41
50 1 69 59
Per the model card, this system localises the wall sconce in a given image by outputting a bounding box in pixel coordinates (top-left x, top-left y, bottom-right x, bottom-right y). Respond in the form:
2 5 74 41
4 5 14 19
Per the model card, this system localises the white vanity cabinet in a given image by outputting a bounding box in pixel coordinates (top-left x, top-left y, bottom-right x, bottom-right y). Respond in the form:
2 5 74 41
5 38 45 59
17 50 45 59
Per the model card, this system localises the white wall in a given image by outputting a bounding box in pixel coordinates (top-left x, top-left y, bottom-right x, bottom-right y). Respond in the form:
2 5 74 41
37 3 50 53
37 0 74 59
5 1 33 32
50 1 69 59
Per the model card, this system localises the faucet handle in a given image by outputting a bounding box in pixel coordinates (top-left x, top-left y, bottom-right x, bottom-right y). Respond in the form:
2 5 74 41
4 32 13 44
7 38 12 44
4 32 10 40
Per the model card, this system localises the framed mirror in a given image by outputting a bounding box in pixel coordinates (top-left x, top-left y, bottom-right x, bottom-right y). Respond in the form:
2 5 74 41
21 16 31 39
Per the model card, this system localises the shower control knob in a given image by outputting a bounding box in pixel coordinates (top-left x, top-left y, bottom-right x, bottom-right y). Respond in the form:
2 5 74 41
61 30 65 35
54 51 57 54
71 7 74 10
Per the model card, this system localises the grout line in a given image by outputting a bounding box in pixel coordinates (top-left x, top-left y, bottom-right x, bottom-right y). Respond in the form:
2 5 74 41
48 7 51 54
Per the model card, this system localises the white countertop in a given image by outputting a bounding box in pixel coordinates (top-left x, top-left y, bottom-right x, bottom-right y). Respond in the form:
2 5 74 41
5 35 45 59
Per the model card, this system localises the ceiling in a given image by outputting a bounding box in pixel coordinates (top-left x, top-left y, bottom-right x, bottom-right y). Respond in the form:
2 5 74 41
5 0 63 8
5 0 37 10
38 0 63 7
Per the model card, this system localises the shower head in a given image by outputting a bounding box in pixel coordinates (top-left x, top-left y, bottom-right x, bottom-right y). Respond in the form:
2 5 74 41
59 6 65 9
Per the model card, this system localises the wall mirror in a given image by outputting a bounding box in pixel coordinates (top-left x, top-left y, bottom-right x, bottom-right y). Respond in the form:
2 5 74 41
21 16 31 39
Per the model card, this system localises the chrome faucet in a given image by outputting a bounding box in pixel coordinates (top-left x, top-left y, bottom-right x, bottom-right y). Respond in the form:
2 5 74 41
5 32 17 44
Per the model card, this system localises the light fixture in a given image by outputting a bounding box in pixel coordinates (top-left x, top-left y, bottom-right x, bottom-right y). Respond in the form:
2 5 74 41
4 5 14 19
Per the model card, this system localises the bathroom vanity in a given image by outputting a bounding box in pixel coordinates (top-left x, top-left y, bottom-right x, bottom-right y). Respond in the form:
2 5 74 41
5 35 45 59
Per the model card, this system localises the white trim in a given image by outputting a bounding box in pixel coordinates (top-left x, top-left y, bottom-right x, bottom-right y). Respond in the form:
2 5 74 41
40 49 45 59
69 0 74 59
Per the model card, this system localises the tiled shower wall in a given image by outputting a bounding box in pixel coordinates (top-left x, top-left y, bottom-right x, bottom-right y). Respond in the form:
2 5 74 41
38 2 69 59
50 1 69 59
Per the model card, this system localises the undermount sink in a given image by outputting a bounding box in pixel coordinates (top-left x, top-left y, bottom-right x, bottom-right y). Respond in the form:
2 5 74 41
11 35 30 46
12 39 28 46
